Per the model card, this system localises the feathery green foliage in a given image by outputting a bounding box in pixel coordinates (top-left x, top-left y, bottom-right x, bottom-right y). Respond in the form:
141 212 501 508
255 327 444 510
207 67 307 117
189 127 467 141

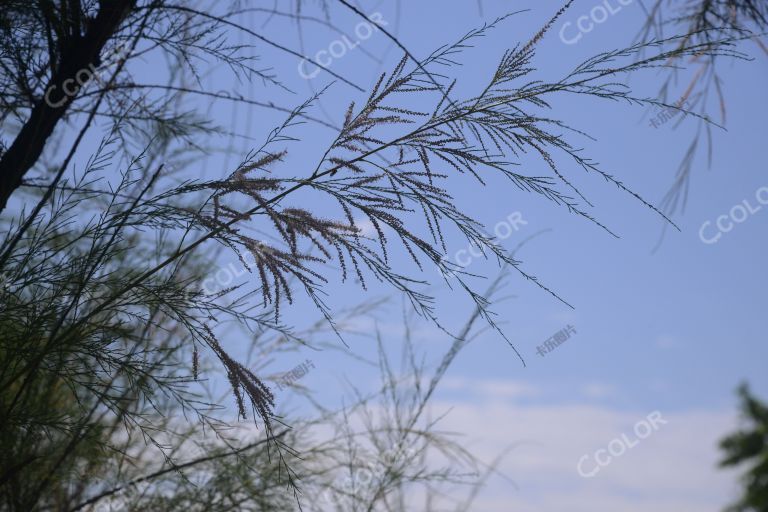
720 384 768 512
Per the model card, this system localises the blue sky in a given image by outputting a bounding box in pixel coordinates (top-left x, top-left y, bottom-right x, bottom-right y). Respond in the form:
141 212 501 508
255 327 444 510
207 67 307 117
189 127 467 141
252 2 764 509
87 1 767 509
198 1 767 404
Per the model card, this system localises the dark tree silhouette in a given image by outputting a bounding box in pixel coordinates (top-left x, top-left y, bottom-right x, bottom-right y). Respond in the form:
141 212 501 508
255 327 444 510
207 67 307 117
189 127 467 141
720 384 768 512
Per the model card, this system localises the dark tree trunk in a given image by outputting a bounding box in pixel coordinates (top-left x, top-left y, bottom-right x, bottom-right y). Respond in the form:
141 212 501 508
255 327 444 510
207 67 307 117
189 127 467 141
0 0 135 213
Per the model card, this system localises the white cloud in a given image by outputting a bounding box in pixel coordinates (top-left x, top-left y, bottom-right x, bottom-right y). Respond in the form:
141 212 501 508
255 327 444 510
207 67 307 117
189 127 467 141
420 380 740 512
580 382 616 399
441 377 540 399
